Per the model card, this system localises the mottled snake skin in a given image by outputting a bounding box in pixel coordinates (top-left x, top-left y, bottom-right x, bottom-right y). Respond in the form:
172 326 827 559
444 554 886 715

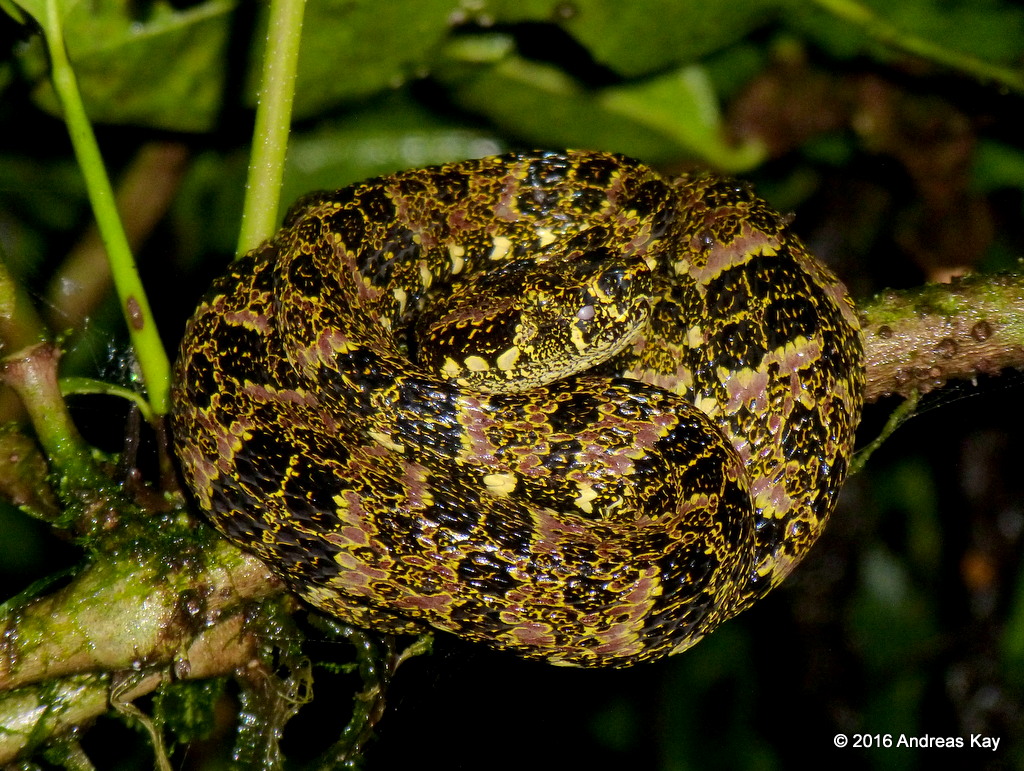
172 151 864 667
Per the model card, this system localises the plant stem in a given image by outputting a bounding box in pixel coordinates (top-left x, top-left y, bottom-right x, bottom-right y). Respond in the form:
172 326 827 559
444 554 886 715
42 0 171 417
0 342 102 490
0 255 101 488
237 0 308 256
45 142 190 336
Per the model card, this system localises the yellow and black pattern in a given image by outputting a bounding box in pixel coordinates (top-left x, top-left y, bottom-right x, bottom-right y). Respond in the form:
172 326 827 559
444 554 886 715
171 151 864 667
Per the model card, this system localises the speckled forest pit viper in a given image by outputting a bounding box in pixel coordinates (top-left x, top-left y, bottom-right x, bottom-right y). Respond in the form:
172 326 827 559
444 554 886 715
171 150 864 668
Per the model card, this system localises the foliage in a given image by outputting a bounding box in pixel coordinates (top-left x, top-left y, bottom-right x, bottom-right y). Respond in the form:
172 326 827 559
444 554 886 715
0 0 1023 768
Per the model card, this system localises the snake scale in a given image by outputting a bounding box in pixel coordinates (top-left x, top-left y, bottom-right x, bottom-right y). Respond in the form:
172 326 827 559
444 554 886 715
171 150 864 667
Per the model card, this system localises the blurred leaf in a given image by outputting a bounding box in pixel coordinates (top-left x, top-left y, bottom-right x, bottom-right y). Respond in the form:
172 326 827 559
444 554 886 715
437 34 764 169
701 42 769 101
171 94 503 262
599 66 765 170
890 458 942 574
589 697 638 753
657 623 780 770
266 0 784 134
0 0 27 25
4 0 74 27
972 140 1024 194
0 153 87 281
18 0 235 131
482 0 781 76
0 501 48 572
851 545 938 671
878 0 1024 64
784 0 1024 66
1004 558 1024 686
280 95 503 205
262 0 460 119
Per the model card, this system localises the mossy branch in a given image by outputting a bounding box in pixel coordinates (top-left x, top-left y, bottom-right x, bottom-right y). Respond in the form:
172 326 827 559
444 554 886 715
0 537 279 764
0 615 263 764
859 273 1024 402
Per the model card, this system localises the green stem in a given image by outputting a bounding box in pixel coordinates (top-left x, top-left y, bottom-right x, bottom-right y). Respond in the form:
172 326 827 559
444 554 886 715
812 0 1024 94
42 0 171 417
0 255 101 488
1 342 104 490
58 376 156 425
849 390 919 476
237 0 308 256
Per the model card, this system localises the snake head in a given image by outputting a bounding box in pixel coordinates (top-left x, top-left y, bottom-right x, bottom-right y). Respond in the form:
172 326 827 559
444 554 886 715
417 246 654 392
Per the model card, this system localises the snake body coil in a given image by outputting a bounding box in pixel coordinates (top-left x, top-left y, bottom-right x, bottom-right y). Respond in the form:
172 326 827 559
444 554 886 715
172 151 864 667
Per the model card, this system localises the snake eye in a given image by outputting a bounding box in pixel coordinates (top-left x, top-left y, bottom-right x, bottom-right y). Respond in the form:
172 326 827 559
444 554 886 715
577 304 596 321
597 267 627 297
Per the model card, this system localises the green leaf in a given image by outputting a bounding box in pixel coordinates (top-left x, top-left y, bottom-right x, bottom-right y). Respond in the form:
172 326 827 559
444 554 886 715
481 0 782 76
172 94 503 259
973 140 1024 194
785 0 1024 68
437 35 764 170
3 0 74 28
257 0 461 119
269 0 784 118
18 0 235 131
1 0 29 25
598 66 765 170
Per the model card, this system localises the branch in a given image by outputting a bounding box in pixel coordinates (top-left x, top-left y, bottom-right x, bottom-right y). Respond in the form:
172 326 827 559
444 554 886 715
0 534 283 764
859 273 1024 402
0 613 262 764
0 540 279 695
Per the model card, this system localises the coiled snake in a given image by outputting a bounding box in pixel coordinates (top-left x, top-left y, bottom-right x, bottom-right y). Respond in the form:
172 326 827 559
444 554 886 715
171 151 864 667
